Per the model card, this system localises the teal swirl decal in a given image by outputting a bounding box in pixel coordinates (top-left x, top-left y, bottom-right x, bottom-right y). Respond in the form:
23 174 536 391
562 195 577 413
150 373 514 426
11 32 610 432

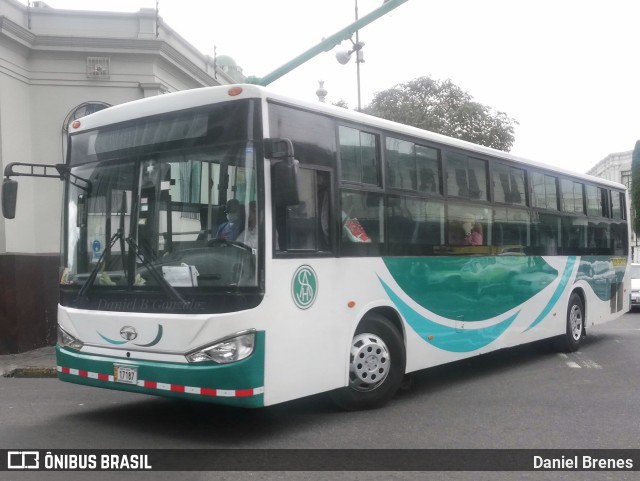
576 256 626 302
97 332 128 345
377 255 577 352
133 324 164 347
382 256 557 321
379 277 518 352
523 257 575 332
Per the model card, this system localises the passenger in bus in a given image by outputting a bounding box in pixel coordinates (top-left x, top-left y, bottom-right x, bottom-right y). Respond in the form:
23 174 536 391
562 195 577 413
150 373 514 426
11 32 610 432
216 198 244 240
463 220 483 246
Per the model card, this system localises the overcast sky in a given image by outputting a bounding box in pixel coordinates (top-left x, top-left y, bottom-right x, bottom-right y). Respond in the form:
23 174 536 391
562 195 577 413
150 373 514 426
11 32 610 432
22 0 640 174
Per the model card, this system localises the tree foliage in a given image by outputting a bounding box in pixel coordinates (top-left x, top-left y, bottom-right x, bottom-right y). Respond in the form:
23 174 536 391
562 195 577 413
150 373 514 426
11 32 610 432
331 99 350 109
362 76 518 151
632 140 640 236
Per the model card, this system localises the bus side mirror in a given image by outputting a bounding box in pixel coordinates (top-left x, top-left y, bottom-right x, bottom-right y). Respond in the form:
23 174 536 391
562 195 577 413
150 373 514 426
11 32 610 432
2 179 17 219
265 138 295 160
266 138 300 206
272 159 300 207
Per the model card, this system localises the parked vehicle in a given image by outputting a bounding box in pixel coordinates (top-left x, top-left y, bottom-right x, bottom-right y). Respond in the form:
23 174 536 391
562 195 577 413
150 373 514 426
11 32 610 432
630 264 640 310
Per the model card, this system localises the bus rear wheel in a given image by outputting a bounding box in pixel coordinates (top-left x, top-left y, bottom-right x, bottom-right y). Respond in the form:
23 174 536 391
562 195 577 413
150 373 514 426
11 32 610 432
330 313 406 410
554 292 584 352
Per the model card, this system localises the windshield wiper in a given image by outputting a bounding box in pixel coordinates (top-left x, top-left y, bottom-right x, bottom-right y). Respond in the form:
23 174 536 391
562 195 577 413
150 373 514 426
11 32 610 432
75 230 122 303
125 236 189 308
119 190 127 279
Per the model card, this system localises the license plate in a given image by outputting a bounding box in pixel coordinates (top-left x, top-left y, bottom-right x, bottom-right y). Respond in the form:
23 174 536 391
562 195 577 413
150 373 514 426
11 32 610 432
114 365 138 385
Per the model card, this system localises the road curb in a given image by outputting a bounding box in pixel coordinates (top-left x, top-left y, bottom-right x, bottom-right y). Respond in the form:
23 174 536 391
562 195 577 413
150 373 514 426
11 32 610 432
3 367 58 378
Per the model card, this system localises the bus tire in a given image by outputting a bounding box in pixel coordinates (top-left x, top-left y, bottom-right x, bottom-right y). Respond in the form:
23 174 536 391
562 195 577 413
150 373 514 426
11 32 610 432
554 292 584 353
330 313 406 410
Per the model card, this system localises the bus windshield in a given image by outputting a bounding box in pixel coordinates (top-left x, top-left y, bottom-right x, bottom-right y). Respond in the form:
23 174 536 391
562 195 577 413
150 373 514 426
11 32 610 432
63 123 259 299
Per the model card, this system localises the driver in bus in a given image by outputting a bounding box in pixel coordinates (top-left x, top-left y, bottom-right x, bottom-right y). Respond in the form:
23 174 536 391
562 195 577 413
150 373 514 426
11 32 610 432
216 198 244 240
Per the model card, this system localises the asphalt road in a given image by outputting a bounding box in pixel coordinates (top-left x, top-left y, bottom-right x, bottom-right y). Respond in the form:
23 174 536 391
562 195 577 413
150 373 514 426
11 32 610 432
2 312 640 481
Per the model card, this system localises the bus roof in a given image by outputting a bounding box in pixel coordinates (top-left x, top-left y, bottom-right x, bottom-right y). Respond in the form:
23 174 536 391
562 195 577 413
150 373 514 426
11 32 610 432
69 84 625 191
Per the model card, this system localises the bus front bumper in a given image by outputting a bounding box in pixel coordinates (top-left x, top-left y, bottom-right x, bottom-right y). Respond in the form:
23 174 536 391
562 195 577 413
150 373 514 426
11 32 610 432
56 331 265 408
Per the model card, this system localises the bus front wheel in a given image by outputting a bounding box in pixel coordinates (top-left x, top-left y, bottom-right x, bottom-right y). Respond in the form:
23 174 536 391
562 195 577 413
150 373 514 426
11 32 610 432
554 292 584 352
330 313 406 410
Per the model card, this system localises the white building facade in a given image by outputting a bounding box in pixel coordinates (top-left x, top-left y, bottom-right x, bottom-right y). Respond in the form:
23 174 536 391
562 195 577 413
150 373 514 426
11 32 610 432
0 0 243 353
586 150 632 188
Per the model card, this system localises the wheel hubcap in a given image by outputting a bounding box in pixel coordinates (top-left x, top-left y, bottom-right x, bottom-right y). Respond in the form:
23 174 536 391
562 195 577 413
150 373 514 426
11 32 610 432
349 333 390 392
569 304 583 341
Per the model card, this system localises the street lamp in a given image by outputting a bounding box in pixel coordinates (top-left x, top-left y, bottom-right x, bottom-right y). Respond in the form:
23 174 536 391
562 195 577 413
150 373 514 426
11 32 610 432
335 0 366 110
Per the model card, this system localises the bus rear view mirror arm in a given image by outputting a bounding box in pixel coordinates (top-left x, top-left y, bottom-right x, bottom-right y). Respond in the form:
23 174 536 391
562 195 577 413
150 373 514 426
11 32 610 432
4 162 91 193
4 161 67 180
2 162 92 219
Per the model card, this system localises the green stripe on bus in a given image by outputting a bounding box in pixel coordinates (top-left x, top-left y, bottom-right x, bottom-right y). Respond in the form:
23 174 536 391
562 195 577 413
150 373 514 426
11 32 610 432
380 276 518 352
383 256 558 321
524 257 575 332
56 331 266 408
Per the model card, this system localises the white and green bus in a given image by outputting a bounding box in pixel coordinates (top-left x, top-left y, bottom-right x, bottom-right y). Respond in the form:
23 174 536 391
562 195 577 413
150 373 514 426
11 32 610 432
3 84 630 409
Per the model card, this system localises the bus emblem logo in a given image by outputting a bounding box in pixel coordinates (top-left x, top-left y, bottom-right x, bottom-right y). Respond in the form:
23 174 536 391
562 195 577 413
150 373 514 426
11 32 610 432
292 265 317 310
120 326 138 341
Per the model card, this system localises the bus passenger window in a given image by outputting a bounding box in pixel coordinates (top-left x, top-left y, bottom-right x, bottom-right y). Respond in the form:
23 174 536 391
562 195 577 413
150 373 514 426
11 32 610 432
386 196 414 244
610 191 624 219
561 216 587 252
341 191 378 243
531 172 559 210
493 164 525 205
446 152 487 201
416 145 440 194
585 185 603 217
387 196 445 254
492 207 530 250
560 179 585 214
531 213 560 255
611 221 628 256
447 203 489 248
340 190 384 255
385 138 415 190
386 138 440 195
339 126 380 186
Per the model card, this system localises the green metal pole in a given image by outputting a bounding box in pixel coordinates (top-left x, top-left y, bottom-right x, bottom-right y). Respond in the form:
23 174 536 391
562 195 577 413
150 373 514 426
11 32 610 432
253 0 408 86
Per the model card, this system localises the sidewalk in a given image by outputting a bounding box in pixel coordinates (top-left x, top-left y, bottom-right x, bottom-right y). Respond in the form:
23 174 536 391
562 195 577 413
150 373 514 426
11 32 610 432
0 345 57 378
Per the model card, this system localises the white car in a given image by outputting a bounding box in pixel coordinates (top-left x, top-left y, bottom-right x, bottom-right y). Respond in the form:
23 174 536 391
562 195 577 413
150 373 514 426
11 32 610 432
630 264 640 310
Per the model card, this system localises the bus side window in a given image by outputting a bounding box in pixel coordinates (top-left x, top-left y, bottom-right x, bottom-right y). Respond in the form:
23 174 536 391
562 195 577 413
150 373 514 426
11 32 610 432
531 213 560 255
446 203 489 248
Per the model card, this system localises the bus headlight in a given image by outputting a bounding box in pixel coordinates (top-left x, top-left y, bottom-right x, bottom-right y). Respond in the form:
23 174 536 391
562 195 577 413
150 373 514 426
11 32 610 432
57 325 84 350
186 330 255 364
